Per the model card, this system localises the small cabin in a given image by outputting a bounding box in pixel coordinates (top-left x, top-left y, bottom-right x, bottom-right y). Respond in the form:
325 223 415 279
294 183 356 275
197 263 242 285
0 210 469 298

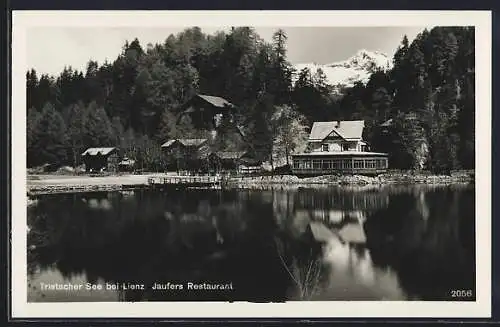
118 157 136 172
208 151 261 174
161 138 210 172
291 120 388 176
178 94 235 131
81 147 119 173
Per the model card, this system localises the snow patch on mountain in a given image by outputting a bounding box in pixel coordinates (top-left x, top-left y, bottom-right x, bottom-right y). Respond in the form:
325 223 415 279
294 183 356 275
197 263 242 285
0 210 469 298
293 50 393 92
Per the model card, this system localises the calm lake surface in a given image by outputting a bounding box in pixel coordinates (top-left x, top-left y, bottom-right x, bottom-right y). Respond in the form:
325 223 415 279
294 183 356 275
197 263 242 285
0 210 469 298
27 184 475 302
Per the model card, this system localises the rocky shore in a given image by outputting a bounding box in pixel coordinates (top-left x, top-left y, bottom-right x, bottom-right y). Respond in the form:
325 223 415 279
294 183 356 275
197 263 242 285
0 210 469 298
228 171 474 187
26 171 474 196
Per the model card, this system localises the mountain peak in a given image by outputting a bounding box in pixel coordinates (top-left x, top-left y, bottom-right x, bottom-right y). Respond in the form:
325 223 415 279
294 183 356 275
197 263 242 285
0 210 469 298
328 50 391 72
293 49 392 93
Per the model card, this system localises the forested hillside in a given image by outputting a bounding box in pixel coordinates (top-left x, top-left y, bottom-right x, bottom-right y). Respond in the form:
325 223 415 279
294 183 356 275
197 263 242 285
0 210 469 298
26 26 475 173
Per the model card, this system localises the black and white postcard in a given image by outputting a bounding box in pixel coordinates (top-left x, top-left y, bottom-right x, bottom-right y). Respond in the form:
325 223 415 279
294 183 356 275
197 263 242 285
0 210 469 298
11 10 491 318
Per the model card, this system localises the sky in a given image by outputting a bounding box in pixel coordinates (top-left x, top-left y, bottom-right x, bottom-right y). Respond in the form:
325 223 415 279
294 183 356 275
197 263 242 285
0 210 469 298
27 26 430 76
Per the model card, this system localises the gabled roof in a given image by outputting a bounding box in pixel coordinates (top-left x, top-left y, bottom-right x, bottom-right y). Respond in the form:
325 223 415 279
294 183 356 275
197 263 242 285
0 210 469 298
81 147 117 156
161 139 208 148
309 120 365 141
119 158 135 166
212 151 248 160
178 138 208 147
196 94 234 108
161 140 177 148
380 119 393 127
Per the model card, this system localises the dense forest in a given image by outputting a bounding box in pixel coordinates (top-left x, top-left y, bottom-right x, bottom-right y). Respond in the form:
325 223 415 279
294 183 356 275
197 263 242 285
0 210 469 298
26 26 475 173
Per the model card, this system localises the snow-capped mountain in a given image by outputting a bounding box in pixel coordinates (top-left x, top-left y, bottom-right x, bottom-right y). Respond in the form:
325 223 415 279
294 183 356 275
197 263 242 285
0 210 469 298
293 50 393 93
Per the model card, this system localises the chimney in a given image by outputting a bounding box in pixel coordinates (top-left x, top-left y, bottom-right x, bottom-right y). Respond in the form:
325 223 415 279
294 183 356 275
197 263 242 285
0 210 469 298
336 120 340 128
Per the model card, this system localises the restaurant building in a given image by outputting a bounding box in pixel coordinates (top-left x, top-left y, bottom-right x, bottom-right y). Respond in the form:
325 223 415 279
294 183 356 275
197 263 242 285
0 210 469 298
291 120 388 176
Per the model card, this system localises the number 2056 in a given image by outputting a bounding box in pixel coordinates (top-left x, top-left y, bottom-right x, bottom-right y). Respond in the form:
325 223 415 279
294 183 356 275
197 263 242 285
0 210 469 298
451 289 473 298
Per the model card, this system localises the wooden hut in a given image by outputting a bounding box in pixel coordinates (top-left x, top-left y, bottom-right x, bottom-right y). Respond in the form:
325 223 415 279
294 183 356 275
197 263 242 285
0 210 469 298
81 147 119 173
161 138 210 173
208 151 261 174
177 94 235 130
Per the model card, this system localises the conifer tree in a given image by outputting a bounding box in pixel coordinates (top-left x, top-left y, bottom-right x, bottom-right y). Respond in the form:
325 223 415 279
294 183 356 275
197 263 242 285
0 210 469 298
30 103 68 167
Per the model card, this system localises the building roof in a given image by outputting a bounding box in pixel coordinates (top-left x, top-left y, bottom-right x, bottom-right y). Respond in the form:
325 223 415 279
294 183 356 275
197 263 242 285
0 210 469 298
197 94 234 108
309 120 365 141
292 151 388 157
212 151 248 160
179 138 208 147
380 119 393 127
119 158 135 166
161 139 208 148
81 147 117 156
161 140 177 148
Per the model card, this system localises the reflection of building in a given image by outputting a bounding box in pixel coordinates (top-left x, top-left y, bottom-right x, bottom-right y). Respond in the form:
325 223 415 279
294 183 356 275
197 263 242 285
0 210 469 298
81 147 120 173
295 189 390 212
323 210 366 224
321 240 406 300
291 120 388 176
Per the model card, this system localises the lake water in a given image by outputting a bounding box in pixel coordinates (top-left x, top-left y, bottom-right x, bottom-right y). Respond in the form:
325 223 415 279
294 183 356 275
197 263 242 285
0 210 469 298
27 184 475 302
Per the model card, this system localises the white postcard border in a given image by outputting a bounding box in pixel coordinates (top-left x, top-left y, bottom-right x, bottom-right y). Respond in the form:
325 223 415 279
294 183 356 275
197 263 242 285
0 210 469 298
11 10 492 318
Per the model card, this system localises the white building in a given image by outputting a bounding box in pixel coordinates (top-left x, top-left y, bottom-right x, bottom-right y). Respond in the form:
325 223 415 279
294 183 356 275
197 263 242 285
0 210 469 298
291 120 389 176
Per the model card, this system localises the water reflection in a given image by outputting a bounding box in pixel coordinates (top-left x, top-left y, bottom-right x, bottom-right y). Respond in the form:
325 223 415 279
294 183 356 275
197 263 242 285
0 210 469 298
27 184 475 302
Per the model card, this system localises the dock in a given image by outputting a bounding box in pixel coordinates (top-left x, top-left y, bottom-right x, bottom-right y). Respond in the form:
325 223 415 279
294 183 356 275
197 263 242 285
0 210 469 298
147 175 225 189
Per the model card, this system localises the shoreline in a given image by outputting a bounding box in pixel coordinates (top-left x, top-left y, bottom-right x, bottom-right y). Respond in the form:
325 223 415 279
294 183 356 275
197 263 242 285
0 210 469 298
26 171 475 196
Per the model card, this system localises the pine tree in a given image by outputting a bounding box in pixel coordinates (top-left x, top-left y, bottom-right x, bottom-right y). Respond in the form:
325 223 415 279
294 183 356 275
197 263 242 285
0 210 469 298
111 116 125 147
27 107 41 167
83 102 114 147
270 29 293 105
26 69 38 113
65 102 88 167
30 103 68 167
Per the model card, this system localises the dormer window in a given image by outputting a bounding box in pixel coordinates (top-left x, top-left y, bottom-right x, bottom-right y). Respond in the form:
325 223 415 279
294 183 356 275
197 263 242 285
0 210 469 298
322 144 329 152
342 144 349 151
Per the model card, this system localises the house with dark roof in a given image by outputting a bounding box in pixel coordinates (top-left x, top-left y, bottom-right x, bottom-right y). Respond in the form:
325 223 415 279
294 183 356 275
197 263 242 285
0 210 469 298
81 147 120 173
161 138 210 172
208 151 262 174
178 94 235 131
291 120 389 176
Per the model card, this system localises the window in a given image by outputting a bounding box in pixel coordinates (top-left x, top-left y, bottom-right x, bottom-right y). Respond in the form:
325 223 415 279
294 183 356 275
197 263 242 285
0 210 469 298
322 144 329 152
342 160 352 169
331 160 341 169
313 160 322 169
304 160 312 169
365 160 377 169
342 144 349 151
354 160 364 169
293 160 300 169
377 159 387 169
322 160 331 169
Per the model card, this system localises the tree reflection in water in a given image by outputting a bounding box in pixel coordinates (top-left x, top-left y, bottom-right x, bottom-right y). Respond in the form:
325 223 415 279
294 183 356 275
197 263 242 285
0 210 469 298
27 184 475 302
